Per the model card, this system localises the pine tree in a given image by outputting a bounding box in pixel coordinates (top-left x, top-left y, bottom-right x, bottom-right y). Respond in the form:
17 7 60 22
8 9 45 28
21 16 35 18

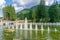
48 1 60 22
37 0 48 22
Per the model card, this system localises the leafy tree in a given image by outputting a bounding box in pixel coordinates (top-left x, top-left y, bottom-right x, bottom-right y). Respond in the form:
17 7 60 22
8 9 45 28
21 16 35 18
48 2 60 22
3 5 16 21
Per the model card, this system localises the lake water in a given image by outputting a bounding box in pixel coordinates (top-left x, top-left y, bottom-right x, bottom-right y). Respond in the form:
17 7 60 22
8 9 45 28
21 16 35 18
0 29 60 40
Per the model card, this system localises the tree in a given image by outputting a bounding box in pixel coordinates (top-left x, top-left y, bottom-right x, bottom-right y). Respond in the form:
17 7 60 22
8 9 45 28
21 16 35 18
3 5 16 21
17 9 32 20
37 0 48 22
48 1 60 22
30 6 37 22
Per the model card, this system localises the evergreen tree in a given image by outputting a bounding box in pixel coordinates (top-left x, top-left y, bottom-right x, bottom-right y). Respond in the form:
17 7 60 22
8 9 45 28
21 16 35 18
37 0 48 22
31 7 37 22
48 1 60 22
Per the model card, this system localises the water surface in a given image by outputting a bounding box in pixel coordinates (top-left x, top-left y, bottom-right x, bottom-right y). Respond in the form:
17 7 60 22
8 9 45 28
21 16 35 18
0 29 60 40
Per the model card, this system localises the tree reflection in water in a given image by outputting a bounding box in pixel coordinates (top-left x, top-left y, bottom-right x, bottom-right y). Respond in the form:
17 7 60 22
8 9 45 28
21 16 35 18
3 29 15 40
2 29 60 40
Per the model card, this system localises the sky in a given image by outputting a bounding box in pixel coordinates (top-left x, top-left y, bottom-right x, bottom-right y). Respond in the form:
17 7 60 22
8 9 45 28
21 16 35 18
0 0 59 17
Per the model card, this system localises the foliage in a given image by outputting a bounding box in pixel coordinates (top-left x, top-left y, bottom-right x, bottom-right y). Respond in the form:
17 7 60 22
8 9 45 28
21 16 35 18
48 2 60 22
36 0 49 22
3 5 16 21
30 6 38 22
16 1 60 22
17 9 32 20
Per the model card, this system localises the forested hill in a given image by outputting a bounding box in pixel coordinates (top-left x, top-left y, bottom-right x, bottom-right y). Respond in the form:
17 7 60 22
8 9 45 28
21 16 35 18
16 5 49 20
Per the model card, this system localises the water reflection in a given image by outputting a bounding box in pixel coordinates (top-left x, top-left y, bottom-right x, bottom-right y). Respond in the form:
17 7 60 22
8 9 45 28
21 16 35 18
50 31 60 40
0 29 60 40
3 29 15 40
30 31 32 40
0 30 3 40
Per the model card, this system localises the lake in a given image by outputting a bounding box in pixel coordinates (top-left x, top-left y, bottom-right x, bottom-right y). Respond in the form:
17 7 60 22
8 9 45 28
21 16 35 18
0 28 60 40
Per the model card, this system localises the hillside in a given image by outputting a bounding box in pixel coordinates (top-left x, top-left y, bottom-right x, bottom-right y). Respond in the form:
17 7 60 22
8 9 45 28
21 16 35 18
17 5 49 20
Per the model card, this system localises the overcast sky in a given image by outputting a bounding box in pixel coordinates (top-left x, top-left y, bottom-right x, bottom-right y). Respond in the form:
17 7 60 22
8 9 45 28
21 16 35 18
0 0 59 17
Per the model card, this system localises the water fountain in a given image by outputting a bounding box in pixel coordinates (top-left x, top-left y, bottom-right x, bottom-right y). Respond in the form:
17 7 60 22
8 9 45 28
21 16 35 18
35 24 38 30
41 23 44 35
24 17 28 30
16 24 18 29
20 24 23 29
30 23 32 30
48 27 50 34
